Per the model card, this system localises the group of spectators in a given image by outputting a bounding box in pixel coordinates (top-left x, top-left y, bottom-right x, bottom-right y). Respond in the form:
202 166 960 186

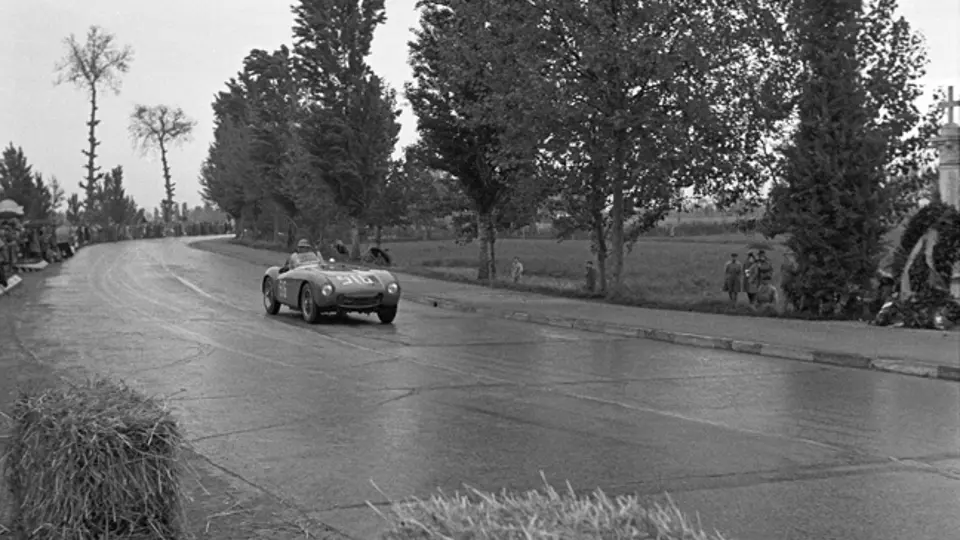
1 217 234 289
0 218 69 288
723 249 779 306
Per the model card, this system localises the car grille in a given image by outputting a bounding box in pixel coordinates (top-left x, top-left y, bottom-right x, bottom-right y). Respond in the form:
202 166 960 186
338 294 382 308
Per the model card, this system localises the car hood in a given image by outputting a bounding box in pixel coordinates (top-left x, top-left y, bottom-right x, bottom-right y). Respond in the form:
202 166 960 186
304 266 394 293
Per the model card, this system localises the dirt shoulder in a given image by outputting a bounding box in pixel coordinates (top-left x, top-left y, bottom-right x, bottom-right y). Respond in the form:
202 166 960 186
0 270 350 540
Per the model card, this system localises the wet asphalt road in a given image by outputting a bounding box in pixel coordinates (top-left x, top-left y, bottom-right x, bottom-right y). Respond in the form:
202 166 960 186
8 237 960 539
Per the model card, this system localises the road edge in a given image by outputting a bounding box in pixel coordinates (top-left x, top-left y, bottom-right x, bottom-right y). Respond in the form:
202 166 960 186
403 294 960 383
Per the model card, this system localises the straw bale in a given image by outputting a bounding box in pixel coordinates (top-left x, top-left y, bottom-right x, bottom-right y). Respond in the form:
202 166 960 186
2 378 184 539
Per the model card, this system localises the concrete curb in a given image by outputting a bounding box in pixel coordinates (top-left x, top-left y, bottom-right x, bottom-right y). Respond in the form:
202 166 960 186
0 274 23 297
406 294 960 383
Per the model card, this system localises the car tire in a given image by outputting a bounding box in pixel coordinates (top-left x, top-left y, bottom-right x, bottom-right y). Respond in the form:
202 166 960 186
263 278 281 315
377 306 397 324
300 285 321 324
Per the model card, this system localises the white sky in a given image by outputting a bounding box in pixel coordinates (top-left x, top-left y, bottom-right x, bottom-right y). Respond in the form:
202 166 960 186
1 0 957 210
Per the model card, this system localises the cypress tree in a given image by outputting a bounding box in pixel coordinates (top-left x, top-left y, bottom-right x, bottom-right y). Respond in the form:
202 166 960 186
777 0 888 315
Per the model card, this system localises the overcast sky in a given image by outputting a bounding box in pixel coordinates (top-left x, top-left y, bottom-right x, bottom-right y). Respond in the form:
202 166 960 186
1 1 957 210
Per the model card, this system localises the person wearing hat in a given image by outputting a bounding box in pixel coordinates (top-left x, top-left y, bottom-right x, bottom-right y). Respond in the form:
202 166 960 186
285 238 320 270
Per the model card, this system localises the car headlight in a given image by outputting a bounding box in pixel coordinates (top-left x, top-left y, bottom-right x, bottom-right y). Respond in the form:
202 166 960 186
387 282 399 294
321 283 334 296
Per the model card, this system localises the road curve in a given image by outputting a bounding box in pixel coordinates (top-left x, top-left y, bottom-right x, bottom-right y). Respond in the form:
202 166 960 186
10 237 960 539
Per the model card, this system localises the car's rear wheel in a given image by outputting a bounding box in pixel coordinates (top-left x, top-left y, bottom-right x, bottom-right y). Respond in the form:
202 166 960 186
300 285 321 324
263 278 280 315
377 306 397 324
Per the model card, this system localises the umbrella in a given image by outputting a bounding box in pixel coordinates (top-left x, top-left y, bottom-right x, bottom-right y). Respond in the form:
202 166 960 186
0 199 24 220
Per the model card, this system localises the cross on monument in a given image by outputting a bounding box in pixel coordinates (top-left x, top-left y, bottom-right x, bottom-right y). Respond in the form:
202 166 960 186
940 86 960 125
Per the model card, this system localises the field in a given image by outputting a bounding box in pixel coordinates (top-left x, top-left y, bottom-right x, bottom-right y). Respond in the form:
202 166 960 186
382 233 787 309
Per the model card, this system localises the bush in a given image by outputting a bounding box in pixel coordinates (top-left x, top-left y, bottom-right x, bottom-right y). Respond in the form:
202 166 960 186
378 477 726 540
3 378 185 539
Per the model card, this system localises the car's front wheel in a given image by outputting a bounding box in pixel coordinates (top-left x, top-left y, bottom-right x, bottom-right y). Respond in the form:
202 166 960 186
300 285 321 324
377 306 397 324
263 278 280 315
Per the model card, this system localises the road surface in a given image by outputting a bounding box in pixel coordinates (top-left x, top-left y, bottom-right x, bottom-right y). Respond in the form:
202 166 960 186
9 237 960 539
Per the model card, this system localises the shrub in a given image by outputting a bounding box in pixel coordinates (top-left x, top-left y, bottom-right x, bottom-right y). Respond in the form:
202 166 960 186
377 477 726 540
3 378 185 539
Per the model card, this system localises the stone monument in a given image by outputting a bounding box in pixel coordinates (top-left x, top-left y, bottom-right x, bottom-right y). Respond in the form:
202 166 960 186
932 86 960 298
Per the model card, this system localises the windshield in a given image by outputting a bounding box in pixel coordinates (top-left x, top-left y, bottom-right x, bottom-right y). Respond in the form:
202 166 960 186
291 251 321 268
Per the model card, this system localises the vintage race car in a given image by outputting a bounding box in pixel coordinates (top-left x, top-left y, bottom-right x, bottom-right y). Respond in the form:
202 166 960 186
262 257 401 324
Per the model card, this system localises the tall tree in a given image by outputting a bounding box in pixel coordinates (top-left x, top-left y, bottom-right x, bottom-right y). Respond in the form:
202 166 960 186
0 144 34 208
100 165 134 225
128 104 196 222
293 0 401 259
493 0 793 295
48 176 65 216
65 194 83 225
201 85 262 232
236 47 302 241
407 1 544 280
775 0 887 314
54 26 133 216
766 0 942 237
29 173 55 221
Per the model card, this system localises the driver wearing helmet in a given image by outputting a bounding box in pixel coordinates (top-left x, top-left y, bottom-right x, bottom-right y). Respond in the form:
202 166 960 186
286 238 320 269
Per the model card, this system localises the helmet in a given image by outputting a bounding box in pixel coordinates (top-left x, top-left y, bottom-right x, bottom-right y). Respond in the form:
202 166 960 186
297 239 311 249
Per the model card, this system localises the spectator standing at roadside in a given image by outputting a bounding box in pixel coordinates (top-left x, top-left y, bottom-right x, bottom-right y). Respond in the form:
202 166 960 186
722 253 743 302
511 256 524 283
754 250 777 307
743 252 759 304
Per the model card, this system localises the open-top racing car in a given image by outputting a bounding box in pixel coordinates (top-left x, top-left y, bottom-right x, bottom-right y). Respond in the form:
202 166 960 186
262 251 401 324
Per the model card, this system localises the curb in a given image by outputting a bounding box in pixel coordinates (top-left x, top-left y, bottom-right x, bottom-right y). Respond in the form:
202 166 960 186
0 274 23 297
405 294 960 383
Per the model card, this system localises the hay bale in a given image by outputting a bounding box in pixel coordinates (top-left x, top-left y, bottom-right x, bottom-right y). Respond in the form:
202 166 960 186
3 378 185 539
378 475 726 540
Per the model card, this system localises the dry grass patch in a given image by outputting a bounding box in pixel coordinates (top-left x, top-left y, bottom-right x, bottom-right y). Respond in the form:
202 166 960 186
2 377 184 539
376 477 726 540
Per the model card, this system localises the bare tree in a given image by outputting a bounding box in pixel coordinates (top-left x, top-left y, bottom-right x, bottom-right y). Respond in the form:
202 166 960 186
129 105 196 222
54 25 134 217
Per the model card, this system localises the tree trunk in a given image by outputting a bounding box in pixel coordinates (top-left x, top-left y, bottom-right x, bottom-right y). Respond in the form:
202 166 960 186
592 212 608 295
83 87 100 216
374 225 383 247
607 141 627 299
477 211 491 281
159 139 173 223
349 218 362 260
486 213 497 282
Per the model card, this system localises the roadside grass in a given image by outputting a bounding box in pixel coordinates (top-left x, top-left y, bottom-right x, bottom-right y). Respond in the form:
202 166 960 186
378 475 726 539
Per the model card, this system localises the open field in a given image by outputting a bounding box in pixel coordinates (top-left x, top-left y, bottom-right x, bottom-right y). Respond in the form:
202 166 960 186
382 235 787 307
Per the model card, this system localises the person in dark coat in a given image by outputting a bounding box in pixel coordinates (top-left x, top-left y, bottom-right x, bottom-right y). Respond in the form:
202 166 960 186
722 253 744 302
